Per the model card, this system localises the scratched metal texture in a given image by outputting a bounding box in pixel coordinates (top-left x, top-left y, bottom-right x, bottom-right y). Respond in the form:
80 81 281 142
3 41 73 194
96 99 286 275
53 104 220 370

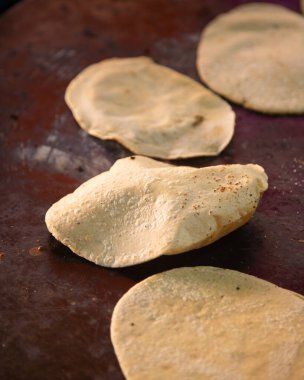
0 0 303 379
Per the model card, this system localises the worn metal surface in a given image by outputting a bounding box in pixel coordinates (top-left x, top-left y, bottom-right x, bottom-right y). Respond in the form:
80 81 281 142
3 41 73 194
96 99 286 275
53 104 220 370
0 0 303 379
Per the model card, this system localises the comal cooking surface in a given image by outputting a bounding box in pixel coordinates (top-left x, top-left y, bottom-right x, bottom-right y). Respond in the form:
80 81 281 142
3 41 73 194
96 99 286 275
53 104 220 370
0 1 303 379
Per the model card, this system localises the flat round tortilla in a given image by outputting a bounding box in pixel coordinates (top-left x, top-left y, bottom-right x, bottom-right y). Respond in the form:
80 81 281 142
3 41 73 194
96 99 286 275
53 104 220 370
111 267 304 380
197 3 304 114
45 156 268 267
65 57 235 159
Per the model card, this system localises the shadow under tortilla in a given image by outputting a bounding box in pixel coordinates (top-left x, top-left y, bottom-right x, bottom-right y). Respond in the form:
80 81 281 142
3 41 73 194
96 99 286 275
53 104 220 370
118 222 264 282
47 220 264 285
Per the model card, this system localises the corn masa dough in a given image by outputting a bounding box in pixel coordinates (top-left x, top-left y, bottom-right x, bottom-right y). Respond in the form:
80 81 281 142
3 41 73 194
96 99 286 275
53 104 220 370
45 156 268 267
65 57 235 159
197 3 304 114
111 267 304 380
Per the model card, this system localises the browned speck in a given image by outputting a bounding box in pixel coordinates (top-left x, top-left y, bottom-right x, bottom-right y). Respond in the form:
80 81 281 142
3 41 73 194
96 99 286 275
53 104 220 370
191 115 204 127
0 252 5 261
29 246 44 256
130 156 136 160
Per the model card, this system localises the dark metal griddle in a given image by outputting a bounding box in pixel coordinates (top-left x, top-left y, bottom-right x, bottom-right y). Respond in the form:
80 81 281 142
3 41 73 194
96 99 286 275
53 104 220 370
0 0 303 379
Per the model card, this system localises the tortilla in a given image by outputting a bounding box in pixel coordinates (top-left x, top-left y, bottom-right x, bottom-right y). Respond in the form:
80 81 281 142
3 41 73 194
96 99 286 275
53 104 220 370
111 267 304 380
45 156 267 267
197 3 304 114
65 57 235 159
301 0 304 14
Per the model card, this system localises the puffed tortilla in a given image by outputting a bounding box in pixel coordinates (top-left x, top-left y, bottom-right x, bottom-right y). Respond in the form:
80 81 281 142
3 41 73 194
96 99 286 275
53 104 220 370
197 3 304 114
111 267 304 380
65 57 235 159
45 156 267 267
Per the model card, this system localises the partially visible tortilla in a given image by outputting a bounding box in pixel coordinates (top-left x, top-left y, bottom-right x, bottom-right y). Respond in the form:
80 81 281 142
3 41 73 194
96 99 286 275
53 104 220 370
197 3 304 114
301 0 304 14
111 267 304 380
45 156 268 267
65 57 235 159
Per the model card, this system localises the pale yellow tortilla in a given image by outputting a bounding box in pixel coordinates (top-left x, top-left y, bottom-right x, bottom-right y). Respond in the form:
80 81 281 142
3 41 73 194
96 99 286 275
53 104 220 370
197 3 304 114
111 267 304 380
45 156 268 268
65 57 235 159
